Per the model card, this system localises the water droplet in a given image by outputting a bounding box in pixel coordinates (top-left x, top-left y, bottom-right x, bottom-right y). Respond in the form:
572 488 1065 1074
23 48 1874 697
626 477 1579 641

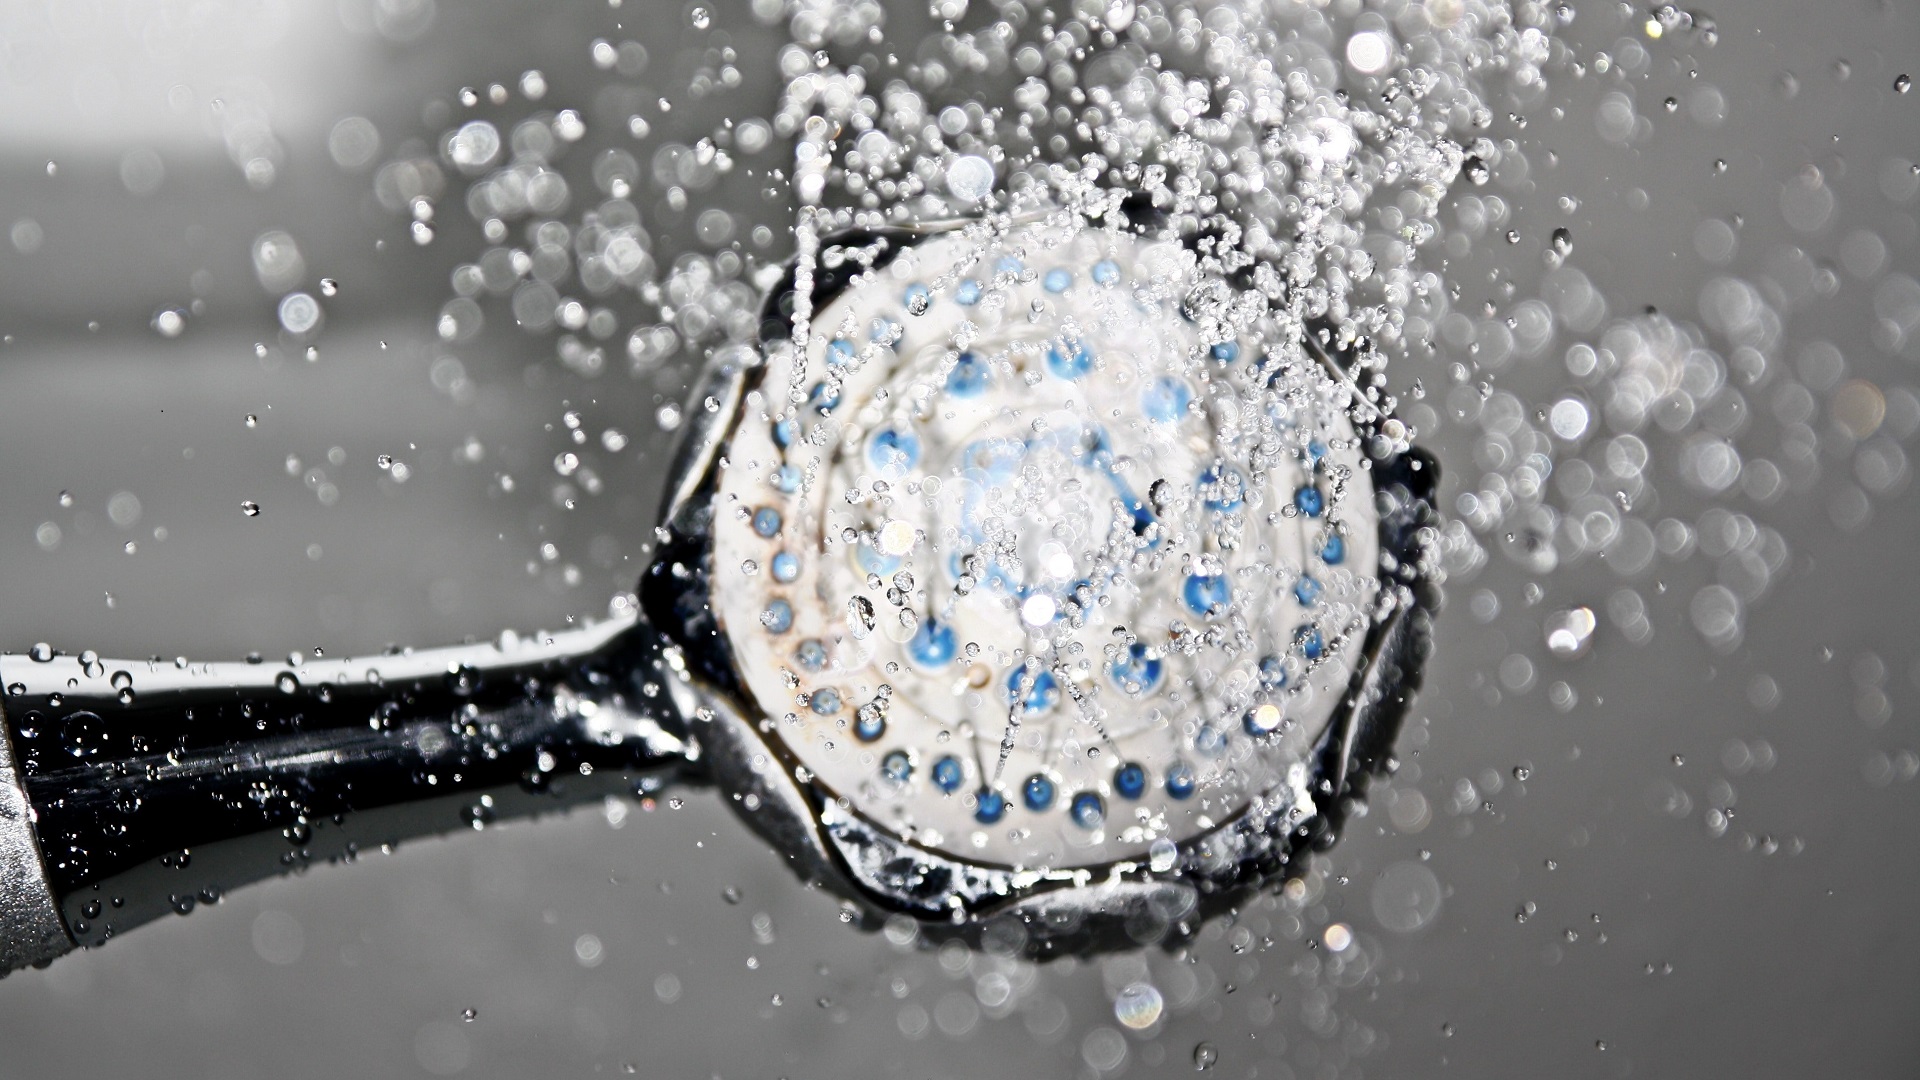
689 6 709 28
461 1008 477 1022
1544 607 1596 657
1113 982 1164 1029
244 414 258 428
278 292 321 335
319 278 339 297
241 500 261 517
1192 1042 1219 1071
447 120 500 170
1148 837 1178 873
1897 74 1911 94
944 155 994 202
29 642 53 663
847 595 876 639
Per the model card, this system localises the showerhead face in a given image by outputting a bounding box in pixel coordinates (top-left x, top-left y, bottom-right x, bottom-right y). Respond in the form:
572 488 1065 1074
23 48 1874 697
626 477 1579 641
647 207 1436 942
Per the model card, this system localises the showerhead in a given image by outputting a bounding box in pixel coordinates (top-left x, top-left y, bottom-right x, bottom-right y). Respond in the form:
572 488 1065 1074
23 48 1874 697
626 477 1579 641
642 201 1439 951
0 199 1437 968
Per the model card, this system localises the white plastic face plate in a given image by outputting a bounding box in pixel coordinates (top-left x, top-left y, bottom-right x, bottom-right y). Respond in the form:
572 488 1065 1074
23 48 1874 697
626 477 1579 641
709 218 1379 871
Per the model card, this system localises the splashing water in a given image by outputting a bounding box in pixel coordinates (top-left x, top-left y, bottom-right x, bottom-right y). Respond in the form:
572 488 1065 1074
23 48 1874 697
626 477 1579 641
677 0 1560 870
377 0 1556 1043
355 0 1920 1071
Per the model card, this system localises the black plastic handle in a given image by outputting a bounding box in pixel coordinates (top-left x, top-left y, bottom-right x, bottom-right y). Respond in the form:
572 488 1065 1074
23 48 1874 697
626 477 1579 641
0 616 691 948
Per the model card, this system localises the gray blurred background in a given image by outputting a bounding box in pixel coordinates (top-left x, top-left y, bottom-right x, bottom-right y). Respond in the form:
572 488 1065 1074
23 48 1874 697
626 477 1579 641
0 1 1916 1077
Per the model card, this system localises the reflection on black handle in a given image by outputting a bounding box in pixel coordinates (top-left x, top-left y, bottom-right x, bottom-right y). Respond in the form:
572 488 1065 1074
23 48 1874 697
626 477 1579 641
0 616 691 948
